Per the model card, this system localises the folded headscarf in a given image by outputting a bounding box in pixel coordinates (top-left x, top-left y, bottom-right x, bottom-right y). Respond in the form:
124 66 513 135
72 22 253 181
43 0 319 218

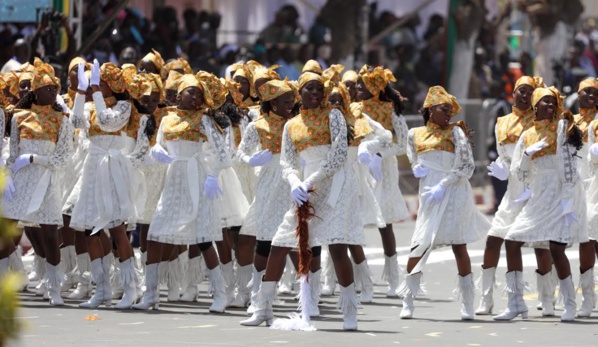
19 62 35 72
127 73 152 101
197 71 227 110
330 83 351 116
514 75 544 91
322 64 344 84
161 57 193 80
177 74 201 95
342 70 358 83
141 49 165 72
358 65 396 96
298 71 332 108
531 86 564 117
302 59 323 75
31 58 60 91
422 85 461 116
145 73 165 103
4 71 20 97
100 63 127 93
165 70 184 91
578 77 598 93
259 78 298 102
68 57 87 73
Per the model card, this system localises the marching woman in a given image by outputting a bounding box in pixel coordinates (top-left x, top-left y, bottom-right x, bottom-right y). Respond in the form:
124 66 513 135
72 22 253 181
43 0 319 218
355 65 410 297
402 86 489 320
164 70 183 106
132 72 230 313
70 61 145 309
236 78 297 310
476 76 558 316
138 49 165 75
494 86 587 322
2 62 74 305
241 71 363 330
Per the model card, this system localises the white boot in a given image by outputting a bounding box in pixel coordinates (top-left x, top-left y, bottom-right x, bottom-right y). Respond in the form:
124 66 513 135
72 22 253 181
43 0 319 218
115 258 138 309
45 262 65 306
459 273 475 320
577 267 595 317
493 271 528 320
475 266 495 315
60 246 77 292
139 251 147 275
321 251 337 296
166 257 182 302
208 266 227 313
247 268 265 314
8 248 28 291
536 270 556 316
132 263 160 310
29 254 42 281
68 253 92 299
399 272 422 319
355 260 374 303
230 264 252 308
338 282 359 330
240 281 276 326
111 257 124 299
180 256 202 302
34 257 47 296
308 269 321 317
79 258 112 308
221 262 235 307
278 257 295 295
560 275 577 322
383 254 400 298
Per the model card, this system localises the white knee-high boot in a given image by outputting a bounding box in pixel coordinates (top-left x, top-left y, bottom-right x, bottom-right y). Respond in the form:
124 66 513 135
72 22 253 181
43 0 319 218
247 267 265 314
355 260 374 303
240 281 276 326
230 264 252 308
338 282 359 330
69 253 92 299
493 271 528 320
459 273 475 320
8 248 28 291
577 267 595 317
45 262 65 306
60 246 77 292
560 275 577 322
114 258 138 309
383 254 400 298
475 266 495 315
208 266 227 313
536 270 556 316
180 255 202 302
132 263 160 310
321 250 337 296
399 272 422 319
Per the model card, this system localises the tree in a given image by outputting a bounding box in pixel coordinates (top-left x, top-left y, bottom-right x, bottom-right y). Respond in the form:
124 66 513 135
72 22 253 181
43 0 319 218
319 0 366 63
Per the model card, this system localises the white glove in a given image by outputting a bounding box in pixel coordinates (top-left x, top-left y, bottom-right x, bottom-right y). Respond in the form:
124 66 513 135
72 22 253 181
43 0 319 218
4 176 15 201
77 63 89 92
590 143 598 159
150 145 173 164
412 164 428 178
90 59 101 87
358 151 372 165
512 187 532 204
368 154 383 181
562 199 578 227
487 161 509 181
248 150 272 167
421 183 446 204
203 175 223 200
524 137 548 156
12 154 31 175
291 180 309 207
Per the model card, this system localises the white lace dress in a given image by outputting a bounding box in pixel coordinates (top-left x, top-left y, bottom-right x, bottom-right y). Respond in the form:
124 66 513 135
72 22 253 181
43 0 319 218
581 122 598 240
62 128 89 217
506 120 589 244
2 107 74 225
272 108 365 248
148 114 227 245
367 112 410 224
232 116 257 202
237 122 290 241
69 92 141 233
406 126 489 273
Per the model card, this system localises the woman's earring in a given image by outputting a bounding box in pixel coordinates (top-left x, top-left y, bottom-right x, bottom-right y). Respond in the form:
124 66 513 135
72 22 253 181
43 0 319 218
272 106 278 112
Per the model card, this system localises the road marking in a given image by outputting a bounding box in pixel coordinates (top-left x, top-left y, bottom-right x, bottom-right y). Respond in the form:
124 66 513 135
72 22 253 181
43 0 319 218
119 322 144 325
366 333 376 337
425 332 442 337
177 324 216 329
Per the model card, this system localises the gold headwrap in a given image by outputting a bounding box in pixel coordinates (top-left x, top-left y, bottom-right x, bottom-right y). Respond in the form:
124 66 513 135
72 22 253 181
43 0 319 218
100 63 127 93
578 78 598 93
423 85 461 116
141 49 165 72
342 70 358 83
68 57 87 73
31 58 60 91
165 70 183 91
298 72 332 108
177 74 201 94
359 65 396 96
127 73 152 101
322 64 344 84
224 78 244 106
251 65 281 85
330 82 351 116
259 78 298 102
19 62 35 72
145 73 164 103
161 58 193 80
531 86 564 117
302 59 323 75
197 71 227 110
514 75 544 91
5 71 20 97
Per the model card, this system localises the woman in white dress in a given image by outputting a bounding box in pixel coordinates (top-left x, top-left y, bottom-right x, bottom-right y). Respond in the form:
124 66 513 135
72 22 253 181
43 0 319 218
70 61 146 309
355 65 410 297
132 73 230 313
402 86 489 320
2 62 74 305
495 86 587 322
241 72 363 331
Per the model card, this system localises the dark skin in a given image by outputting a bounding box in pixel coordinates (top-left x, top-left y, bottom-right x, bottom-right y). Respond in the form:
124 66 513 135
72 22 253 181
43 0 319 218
177 86 204 110
254 78 269 100
300 80 324 109
269 91 295 118
578 87 598 109
234 76 251 100
429 103 453 128
68 65 80 91
140 91 161 114
355 77 373 102
138 60 158 74
165 89 177 106
328 93 343 108
34 85 58 106
514 84 534 110
343 80 357 101
535 96 556 120
18 80 31 99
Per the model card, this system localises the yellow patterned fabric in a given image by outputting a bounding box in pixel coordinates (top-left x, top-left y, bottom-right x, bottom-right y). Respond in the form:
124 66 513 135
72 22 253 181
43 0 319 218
68 57 86 73
31 60 60 91
422 85 461 116
88 96 122 137
149 106 173 146
125 104 142 139
358 65 396 96
165 70 184 91
161 58 193 80
19 62 34 72
161 108 207 142
531 86 563 117
15 104 64 143
298 72 332 109
302 60 323 75
514 75 544 91
342 70 357 83
127 73 152 101
146 73 164 103
322 64 344 84
578 78 598 92
197 71 227 110
496 106 535 144
287 105 333 152
574 108 598 142
359 97 393 132
100 63 127 93
330 83 351 117
177 74 201 94
411 122 459 154
523 118 559 159
142 49 165 72
4 71 19 97
259 78 297 102
254 111 288 154
346 103 373 147
62 89 77 109
250 65 280 85
232 125 242 147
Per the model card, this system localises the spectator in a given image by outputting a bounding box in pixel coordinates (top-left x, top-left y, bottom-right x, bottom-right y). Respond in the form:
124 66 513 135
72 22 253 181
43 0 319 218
275 46 300 81
1 38 30 72
315 43 331 71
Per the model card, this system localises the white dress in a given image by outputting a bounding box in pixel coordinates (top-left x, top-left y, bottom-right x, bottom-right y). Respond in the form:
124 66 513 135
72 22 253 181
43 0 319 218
69 92 141 233
367 112 410 224
2 105 74 225
147 113 227 245
580 121 598 240
232 116 257 202
271 108 365 248
237 121 290 241
506 120 589 244
62 128 89 217
406 125 489 273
